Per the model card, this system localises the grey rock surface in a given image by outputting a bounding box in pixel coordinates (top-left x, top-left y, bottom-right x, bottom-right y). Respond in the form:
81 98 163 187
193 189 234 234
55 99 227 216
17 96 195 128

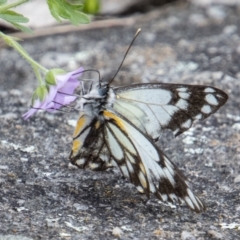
0 2 240 239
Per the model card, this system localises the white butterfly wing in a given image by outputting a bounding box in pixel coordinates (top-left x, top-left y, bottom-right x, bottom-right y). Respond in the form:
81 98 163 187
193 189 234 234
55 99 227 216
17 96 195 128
113 83 228 139
103 109 205 212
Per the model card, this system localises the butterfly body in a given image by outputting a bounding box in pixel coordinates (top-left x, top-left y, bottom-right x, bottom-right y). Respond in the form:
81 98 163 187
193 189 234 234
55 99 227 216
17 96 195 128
69 80 228 213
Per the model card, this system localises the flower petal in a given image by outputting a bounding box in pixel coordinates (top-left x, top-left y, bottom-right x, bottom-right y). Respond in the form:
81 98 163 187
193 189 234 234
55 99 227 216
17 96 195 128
23 67 84 119
22 99 42 119
59 79 79 95
56 67 83 89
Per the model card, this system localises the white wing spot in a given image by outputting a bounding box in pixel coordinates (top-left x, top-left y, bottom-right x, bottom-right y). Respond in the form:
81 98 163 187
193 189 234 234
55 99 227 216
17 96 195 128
181 119 192 129
154 161 166 178
205 94 218 106
169 193 178 202
126 152 135 164
76 158 85 166
150 183 156 193
177 87 188 92
163 168 175 186
110 159 118 167
178 92 190 99
120 165 130 179
164 158 175 176
164 156 174 169
99 154 109 162
89 163 99 170
187 188 200 210
126 159 134 174
136 186 144 193
180 198 185 204
173 128 179 135
201 105 212 114
176 99 188 110
204 87 215 93
185 196 194 209
194 114 202 120
161 194 168 202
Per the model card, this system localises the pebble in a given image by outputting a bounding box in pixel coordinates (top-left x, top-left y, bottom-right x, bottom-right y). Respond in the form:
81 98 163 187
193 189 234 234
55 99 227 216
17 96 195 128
9 89 22 96
112 227 123 237
73 203 89 211
182 136 196 145
0 113 18 120
234 175 240 183
189 13 208 27
0 235 33 240
207 6 226 22
232 123 240 130
223 25 237 35
208 230 223 239
181 231 196 240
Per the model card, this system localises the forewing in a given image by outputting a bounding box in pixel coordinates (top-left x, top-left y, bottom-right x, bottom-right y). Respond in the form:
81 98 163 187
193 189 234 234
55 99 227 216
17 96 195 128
103 109 206 212
113 83 228 138
69 112 111 170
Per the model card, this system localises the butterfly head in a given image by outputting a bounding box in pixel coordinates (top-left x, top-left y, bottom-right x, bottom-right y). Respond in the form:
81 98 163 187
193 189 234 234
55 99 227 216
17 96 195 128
75 80 115 112
98 82 109 96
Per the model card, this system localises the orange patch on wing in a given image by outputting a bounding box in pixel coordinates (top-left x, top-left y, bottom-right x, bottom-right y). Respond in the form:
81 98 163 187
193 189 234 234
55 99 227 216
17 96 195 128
103 110 125 131
73 116 86 138
71 139 81 156
95 120 101 129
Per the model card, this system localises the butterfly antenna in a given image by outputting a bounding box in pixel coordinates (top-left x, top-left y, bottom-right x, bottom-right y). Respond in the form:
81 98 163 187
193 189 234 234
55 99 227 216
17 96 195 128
73 69 101 93
74 69 101 81
108 28 141 85
30 105 72 113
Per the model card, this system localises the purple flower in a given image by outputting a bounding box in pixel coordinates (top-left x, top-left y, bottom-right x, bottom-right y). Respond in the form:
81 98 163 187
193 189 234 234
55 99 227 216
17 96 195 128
23 67 84 119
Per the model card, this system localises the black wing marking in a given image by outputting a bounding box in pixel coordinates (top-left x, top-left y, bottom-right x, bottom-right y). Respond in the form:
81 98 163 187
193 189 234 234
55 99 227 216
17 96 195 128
114 83 228 138
69 114 112 171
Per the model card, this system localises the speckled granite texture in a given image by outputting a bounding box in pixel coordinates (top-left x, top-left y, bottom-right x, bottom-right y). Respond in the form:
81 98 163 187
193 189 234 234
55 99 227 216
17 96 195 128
0 2 239 239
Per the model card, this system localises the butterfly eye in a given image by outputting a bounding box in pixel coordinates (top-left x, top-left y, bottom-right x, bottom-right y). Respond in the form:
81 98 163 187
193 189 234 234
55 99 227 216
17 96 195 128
98 86 108 96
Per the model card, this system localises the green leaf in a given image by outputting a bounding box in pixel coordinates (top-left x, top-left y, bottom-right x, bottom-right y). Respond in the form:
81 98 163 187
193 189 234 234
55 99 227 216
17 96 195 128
47 0 90 25
0 10 29 23
11 22 33 34
66 0 83 6
0 10 32 33
0 0 7 5
34 85 48 102
73 11 90 24
47 0 61 21
45 68 65 85
83 0 100 14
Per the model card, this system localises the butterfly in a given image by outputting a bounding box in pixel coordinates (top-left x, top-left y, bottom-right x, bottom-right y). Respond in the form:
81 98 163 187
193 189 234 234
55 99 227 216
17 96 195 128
69 29 228 212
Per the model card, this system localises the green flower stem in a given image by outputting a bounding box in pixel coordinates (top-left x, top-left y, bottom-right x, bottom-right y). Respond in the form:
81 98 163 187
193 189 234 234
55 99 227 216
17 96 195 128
32 65 44 86
0 0 28 13
0 31 48 84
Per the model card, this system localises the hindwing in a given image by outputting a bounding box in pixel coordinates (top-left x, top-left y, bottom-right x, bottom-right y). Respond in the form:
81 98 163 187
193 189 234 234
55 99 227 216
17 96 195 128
70 109 206 212
102 109 205 212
